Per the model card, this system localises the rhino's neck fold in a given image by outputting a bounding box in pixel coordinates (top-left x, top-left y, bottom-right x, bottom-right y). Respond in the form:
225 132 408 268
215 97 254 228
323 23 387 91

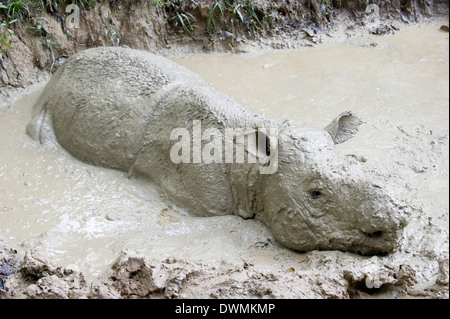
229 163 264 219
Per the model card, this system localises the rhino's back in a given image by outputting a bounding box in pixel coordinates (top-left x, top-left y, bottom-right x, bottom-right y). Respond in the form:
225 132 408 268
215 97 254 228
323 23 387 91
35 47 207 171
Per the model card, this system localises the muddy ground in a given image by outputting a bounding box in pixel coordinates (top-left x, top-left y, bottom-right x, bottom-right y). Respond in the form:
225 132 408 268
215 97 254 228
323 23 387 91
1 1 449 299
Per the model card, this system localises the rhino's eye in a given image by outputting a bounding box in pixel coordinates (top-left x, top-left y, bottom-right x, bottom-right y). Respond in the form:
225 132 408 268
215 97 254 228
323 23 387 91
309 189 322 199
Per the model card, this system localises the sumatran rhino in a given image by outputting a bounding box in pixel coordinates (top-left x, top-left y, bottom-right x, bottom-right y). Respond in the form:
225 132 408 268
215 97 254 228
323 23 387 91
26 47 409 255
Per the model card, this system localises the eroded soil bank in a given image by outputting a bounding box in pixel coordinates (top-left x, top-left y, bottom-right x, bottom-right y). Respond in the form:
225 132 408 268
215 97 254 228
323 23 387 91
0 21 449 299
1 0 449 98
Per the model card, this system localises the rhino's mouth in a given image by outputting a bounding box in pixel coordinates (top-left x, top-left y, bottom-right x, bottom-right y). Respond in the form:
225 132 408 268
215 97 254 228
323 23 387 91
349 229 399 255
322 227 400 256
362 230 384 239
348 204 409 255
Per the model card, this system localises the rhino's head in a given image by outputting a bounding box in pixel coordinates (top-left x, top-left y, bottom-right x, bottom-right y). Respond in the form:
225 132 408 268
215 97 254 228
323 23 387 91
256 113 409 255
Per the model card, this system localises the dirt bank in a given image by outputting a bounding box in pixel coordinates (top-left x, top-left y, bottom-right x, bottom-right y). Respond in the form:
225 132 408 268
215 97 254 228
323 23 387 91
1 0 449 97
3 243 446 299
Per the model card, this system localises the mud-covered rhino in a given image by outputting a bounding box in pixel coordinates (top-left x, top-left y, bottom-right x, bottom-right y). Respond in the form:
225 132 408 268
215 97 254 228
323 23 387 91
27 47 409 255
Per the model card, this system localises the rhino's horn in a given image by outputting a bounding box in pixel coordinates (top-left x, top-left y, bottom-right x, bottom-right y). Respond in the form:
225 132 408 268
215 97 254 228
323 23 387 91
324 111 364 144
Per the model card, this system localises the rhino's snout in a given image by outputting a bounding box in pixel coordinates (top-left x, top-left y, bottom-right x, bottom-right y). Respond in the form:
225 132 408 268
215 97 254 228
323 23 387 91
357 188 409 228
264 175 410 255
352 190 410 254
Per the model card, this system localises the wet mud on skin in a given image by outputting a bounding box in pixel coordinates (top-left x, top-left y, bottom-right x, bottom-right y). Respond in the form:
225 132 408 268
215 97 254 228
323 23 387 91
0 22 448 298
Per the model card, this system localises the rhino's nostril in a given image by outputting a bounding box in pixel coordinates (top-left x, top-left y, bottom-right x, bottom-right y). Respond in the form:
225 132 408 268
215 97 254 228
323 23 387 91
309 189 322 199
364 230 383 239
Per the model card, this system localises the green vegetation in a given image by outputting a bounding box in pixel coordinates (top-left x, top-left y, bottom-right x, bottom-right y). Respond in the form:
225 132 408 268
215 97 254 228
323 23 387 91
152 0 268 35
2 0 30 21
0 0 93 20
207 0 225 34
233 0 263 31
0 2 19 61
207 0 266 34
29 16 50 35
102 27 120 46
36 0 93 11
153 0 171 9
153 0 196 34
29 15 60 69
170 11 195 34
0 19 16 61
0 1 78 64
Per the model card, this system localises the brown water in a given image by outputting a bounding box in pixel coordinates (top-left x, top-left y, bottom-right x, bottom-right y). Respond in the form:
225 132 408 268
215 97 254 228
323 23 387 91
0 23 448 281
173 24 449 131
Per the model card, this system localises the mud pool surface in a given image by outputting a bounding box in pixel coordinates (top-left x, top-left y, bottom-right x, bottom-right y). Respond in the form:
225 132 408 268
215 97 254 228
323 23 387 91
0 22 448 298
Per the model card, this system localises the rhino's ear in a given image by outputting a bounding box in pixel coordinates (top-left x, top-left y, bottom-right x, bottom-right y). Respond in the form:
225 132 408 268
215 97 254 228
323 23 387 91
324 111 364 144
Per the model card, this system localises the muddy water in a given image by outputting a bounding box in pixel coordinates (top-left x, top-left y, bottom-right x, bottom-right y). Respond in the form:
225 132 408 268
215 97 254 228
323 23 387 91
0 23 448 282
174 25 448 130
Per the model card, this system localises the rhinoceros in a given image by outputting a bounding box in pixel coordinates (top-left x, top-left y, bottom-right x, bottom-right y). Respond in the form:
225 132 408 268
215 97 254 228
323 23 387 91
26 47 409 255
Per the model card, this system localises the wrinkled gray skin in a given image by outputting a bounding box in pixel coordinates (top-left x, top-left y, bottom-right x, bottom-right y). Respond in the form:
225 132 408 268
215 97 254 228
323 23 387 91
27 47 409 255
